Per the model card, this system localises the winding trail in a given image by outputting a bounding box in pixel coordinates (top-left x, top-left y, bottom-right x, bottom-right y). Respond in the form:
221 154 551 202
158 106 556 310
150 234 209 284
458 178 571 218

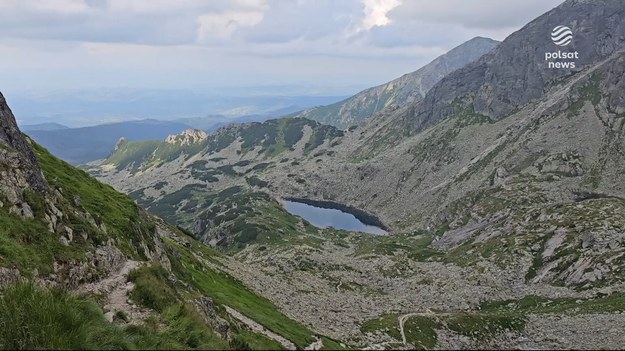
336 279 343 293
77 260 150 324
398 309 440 347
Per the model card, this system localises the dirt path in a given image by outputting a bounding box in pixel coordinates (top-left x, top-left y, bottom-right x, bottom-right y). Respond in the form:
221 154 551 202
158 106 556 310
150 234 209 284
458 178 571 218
77 260 149 324
398 309 439 346
225 306 297 350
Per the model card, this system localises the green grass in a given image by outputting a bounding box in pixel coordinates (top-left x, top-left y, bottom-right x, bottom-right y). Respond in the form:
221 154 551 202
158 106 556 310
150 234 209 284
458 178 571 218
34 143 157 260
0 207 87 275
320 337 348 350
445 313 525 340
360 313 402 341
0 282 131 350
128 264 179 312
105 139 162 171
403 316 440 350
0 275 230 350
231 330 286 350
165 239 316 348
105 137 209 173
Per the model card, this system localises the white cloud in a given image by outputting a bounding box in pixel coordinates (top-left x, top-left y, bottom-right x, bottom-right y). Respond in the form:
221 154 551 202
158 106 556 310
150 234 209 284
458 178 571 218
360 0 400 30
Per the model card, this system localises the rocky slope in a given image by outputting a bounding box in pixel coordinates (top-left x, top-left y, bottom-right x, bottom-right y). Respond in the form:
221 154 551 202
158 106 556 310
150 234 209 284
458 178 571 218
288 37 499 129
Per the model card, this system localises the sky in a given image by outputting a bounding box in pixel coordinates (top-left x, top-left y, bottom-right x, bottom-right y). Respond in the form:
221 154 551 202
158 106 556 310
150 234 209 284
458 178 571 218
0 0 564 96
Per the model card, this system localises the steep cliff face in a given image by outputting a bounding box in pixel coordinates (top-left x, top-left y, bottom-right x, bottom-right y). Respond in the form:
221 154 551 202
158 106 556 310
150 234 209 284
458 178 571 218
406 0 625 133
0 93 47 192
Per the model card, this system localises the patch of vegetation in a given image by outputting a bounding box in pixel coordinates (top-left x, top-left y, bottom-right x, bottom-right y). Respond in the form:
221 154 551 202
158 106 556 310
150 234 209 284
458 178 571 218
0 206 92 275
403 316 440 350
565 72 603 118
128 264 179 312
245 176 269 188
105 139 162 171
354 234 441 262
154 181 168 190
233 160 252 167
0 282 131 350
125 303 229 350
360 313 401 341
230 330 285 350
148 183 205 223
190 167 220 183
249 162 271 172
303 123 344 154
479 293 625 315
445 313 525 340
189 160 208 169
217 165 240 177
320 337 348 350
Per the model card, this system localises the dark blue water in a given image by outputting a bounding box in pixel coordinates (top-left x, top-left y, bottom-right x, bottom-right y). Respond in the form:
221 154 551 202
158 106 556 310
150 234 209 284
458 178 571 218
283 200 388 235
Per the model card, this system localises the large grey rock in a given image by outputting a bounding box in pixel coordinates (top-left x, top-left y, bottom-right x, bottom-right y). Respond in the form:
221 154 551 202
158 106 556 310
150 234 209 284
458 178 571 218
0 92 47 192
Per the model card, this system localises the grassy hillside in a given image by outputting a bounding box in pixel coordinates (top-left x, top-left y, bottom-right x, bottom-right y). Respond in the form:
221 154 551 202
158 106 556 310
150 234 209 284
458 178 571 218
0 143 328 350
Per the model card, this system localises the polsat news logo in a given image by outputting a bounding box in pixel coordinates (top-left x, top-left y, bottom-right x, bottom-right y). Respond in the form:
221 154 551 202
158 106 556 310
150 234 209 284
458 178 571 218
545 25 578 69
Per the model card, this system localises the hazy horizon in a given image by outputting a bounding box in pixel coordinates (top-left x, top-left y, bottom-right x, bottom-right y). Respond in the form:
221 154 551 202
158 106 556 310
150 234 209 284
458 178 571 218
0 0 563 126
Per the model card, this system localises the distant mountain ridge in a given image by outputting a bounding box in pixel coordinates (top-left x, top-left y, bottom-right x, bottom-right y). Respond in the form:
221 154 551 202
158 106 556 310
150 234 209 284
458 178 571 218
20 122 68 132
27 119 192 164
288 37 499 128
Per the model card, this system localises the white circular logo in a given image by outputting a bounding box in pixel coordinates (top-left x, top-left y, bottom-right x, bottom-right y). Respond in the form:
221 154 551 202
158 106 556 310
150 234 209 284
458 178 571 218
551 25 573 46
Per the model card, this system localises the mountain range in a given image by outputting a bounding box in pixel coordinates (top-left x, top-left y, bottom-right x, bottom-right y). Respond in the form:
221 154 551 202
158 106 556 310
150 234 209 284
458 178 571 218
287 37 499 129
4 0 625 349
24 105 338 165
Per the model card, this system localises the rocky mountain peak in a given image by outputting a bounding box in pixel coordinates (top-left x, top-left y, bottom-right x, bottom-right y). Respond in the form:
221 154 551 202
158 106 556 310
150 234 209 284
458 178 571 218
113 137 128 152
0 92 47 192
406 0 625 133
288 36 498 128
165 129 209 145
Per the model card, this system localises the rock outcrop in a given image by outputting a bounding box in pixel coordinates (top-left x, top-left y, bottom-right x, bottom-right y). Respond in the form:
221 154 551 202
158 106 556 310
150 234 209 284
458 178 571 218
0 92 47 192
165 129 209 145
